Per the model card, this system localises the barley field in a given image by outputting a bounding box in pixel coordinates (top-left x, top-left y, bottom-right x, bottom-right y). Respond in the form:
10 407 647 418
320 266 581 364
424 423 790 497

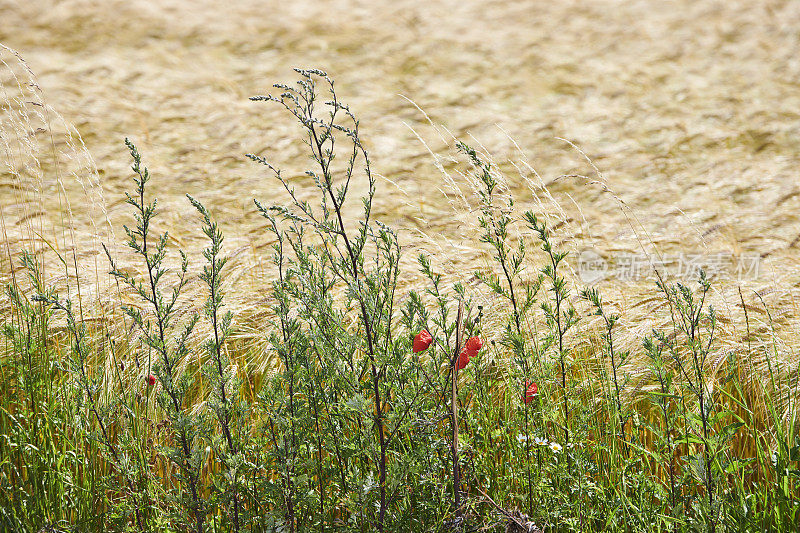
4 0 800 395
2 0 800 530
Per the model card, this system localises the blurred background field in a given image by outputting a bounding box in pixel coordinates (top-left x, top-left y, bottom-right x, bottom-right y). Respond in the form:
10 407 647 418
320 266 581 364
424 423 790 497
2 0 800 397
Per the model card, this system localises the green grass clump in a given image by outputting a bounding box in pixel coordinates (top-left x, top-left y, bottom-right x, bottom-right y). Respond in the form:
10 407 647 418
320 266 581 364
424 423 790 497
1 69 799 532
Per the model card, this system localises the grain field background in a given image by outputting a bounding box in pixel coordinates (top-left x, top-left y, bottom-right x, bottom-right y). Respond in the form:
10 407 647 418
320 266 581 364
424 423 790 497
2 0 800 403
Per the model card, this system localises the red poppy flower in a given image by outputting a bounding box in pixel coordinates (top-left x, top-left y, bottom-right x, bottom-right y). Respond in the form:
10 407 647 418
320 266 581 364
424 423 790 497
456 347 470 370
524 381 538 404
147 374 156 387
464 336 483 354
454 336 483 371
413 329 433 353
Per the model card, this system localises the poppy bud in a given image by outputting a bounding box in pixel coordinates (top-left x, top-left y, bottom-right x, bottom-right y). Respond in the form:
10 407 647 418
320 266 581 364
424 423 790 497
413 329 433 353
524 381 538 404
147 374 156 387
